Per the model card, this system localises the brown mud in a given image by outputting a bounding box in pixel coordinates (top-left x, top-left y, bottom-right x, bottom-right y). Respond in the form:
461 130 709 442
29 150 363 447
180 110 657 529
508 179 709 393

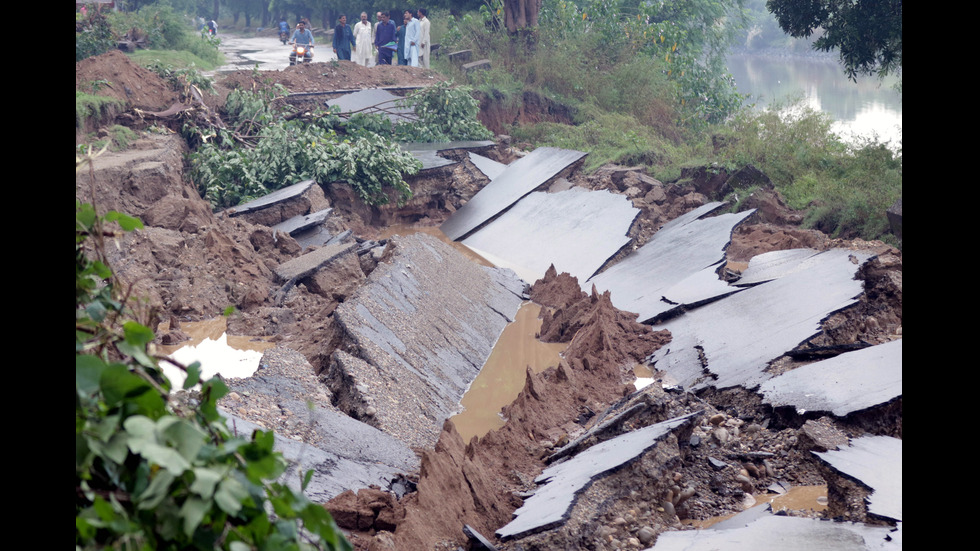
76 50 903 550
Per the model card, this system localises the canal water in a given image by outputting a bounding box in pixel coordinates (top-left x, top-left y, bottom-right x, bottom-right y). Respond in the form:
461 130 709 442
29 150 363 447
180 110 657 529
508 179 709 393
726 53 902 148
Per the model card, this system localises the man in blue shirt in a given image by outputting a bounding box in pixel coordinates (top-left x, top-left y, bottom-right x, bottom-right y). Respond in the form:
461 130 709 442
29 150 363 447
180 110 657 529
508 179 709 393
374 12 397 65
332 15 355 61
289 20 314 63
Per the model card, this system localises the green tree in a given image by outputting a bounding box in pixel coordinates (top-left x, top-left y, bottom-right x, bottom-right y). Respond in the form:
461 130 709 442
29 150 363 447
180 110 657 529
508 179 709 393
765 0 902 80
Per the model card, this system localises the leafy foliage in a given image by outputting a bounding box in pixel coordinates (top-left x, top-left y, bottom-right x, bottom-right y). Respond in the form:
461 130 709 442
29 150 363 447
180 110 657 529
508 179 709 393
76 181 352 549
766 0 902 80
704 101 902 241
190 80 494 210
77 8 117 61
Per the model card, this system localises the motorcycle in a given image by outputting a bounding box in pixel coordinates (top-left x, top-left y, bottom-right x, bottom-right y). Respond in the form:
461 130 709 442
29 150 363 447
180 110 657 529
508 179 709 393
279 30 289 45
289 43 313 65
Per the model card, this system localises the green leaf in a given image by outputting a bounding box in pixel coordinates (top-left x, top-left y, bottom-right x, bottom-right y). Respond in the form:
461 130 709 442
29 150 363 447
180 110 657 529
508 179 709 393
179 496 209 537
76 354 108 395
136 469 175 510
190 467 224 499
214 476 248 515
183 361 202 389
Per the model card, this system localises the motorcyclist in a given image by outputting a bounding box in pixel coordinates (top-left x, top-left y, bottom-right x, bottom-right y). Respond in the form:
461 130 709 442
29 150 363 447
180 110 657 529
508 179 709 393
278 17 290 39
289 20 315 64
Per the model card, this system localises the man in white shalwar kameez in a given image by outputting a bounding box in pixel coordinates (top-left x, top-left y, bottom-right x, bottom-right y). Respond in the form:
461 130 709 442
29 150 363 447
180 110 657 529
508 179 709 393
352 12 373 66
418 9 431 68
403 10 420 67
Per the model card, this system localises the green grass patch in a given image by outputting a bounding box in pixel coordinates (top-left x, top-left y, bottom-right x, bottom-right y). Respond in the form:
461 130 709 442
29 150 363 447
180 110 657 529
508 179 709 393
76 91 125 130
130 47 223 72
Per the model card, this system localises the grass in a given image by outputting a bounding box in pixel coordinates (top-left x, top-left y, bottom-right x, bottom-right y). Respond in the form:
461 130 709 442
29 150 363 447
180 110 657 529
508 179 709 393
76 91 125 130
130 47 223 72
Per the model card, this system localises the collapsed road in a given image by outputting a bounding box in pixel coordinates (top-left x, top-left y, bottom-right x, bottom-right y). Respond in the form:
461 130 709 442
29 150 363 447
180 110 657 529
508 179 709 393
76 58 902 551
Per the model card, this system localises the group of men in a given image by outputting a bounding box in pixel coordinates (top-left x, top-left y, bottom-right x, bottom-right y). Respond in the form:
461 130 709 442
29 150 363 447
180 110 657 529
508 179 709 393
330 9 432 67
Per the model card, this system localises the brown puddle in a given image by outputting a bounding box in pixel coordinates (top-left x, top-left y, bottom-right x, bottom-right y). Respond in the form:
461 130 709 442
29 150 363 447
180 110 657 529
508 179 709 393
451 302 567 442
684 485 828 529
378 224 495 268
156 316 274 356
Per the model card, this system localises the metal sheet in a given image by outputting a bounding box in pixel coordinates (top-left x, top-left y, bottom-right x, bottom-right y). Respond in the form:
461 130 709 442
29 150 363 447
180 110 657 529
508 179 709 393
441 147 588 241
461 187 638 283
586 203 754 323
814 436 903 522
759 340 902 416
650 249 874 391
496 413 697 540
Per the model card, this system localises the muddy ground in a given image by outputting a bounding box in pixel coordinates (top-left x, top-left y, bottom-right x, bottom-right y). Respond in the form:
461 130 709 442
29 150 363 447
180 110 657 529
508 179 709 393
76 51 902 550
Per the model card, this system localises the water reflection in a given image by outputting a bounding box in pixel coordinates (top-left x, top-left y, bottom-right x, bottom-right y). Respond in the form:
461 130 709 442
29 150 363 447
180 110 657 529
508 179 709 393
727 53 902 147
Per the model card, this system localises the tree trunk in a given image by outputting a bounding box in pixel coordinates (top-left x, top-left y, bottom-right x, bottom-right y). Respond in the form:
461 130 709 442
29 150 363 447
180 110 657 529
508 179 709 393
504 0 541 33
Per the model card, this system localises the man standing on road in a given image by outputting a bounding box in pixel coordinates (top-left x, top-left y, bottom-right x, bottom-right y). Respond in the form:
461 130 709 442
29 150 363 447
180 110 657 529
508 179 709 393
289 20 314 64
403 10 420 67
333 14 355 61
374 12 397 66
396 11 409 65
353 12 373 66
418 8 431 68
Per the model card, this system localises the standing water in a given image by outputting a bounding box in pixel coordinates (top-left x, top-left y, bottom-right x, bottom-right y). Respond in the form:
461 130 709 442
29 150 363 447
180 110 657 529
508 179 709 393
727 53 902 148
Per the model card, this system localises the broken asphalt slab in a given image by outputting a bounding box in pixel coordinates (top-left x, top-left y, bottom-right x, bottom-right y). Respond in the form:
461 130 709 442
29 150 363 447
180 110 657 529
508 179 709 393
223 411 417 503
326 233 526 450
649 509 900 550
273 241 356 283
496 412 699 540
759 339 902 417
440 147 588 241
325 88 416 122
461 187 639 283
221 179 314 217
813 436 903 523
650 248 875 391
586 202 755 323
272 207 332 236
468 151 507 180
399 140 496 171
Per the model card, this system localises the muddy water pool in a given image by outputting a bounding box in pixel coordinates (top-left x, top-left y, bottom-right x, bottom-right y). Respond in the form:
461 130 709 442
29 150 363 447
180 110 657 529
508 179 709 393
156 317 274 389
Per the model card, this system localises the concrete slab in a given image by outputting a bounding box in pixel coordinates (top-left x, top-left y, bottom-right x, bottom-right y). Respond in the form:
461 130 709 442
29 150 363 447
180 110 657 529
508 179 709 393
273 207 333 236
441 147 588 241
496 412 698 540
759 340 902 416
469 152 507 180
328 233 525 449
223 179 314 217
461 187 638 283
325 88 416 122
813 436 903 523
650 248 875 391
274 241 356 282
649 511 899 550
586 203 755 323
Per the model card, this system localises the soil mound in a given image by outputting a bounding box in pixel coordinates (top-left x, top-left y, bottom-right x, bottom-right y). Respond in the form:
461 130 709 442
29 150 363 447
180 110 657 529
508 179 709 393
217 60 445 94
75 50 180 110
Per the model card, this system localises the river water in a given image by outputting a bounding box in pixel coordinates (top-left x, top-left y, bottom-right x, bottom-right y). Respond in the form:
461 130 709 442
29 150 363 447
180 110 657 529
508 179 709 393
726 53 902 148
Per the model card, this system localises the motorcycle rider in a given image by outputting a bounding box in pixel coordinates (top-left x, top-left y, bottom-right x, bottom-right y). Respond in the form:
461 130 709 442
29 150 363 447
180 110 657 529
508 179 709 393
289 20 315 64
278 17 290 42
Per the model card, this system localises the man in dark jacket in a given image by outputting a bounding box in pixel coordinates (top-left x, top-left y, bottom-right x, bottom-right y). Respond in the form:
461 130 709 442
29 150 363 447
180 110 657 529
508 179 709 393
374 12 397 65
